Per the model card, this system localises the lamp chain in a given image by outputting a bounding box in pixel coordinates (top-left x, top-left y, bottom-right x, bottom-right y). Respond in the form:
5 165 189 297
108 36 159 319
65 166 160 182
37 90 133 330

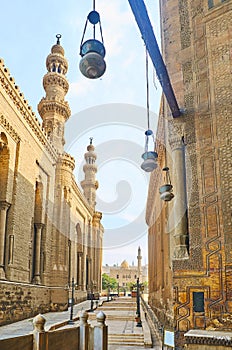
146 48 150 131
93 0 96 38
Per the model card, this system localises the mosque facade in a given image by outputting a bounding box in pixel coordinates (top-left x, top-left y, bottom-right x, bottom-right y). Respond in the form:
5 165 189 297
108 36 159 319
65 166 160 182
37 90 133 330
0 37 103 325
102 247 148 290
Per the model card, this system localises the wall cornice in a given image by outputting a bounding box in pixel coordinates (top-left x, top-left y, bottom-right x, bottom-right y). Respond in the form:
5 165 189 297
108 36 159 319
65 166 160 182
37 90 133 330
0 114 20 143
0 59 58 160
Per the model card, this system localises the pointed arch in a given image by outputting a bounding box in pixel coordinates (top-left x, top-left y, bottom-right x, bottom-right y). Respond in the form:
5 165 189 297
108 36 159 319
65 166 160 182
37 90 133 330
34 180 43 224
0 132 10 201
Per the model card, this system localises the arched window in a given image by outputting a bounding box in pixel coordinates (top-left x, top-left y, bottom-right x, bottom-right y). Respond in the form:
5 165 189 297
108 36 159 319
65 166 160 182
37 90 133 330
34 181 43 224
0 132 9 200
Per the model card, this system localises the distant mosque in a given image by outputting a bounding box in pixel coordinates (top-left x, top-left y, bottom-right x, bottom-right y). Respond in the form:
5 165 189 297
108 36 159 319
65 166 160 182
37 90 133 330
102 247 148 288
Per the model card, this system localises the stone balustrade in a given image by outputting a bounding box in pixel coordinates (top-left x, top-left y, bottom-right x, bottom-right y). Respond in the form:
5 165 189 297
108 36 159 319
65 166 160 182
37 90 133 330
0 311 108 350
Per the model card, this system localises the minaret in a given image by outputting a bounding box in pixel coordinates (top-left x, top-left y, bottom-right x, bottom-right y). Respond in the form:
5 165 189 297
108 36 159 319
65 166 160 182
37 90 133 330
38 34 71 153
137 246 142 280
81 138 98 209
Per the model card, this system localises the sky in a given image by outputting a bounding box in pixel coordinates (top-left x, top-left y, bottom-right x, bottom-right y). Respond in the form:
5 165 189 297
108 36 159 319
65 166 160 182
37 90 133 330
0 1 162 266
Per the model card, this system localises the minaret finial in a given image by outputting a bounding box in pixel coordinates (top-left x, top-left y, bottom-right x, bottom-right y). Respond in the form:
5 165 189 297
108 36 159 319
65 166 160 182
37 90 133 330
90 137 93 145
56 34 62 45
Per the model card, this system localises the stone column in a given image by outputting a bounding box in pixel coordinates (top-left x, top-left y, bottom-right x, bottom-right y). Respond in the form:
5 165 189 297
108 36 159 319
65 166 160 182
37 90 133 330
77 252 82 286
33 314 46 350
169 137 189 259
0 201 10 279
98 236 103 293
94 311 108 350
33 223 44 284
82 224 87 291
94 230 99 292
80 311 90 350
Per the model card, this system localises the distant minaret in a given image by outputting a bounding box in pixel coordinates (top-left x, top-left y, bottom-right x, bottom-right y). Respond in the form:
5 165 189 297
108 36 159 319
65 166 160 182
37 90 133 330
137 246 142 280
81 138 98 209
38 34 71 153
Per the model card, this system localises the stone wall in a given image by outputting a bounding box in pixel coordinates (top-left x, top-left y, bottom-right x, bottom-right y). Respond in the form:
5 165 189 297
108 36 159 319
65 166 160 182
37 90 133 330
0 281 60 326
147 0 232 348
0 281 90 326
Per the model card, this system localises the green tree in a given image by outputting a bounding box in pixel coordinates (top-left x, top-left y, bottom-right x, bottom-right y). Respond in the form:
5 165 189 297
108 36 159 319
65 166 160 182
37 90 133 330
127 281 136 291
102 273 118 290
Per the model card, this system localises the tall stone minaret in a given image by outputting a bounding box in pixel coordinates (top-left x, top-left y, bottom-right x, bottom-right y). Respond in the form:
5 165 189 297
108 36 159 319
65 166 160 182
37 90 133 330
81 138 98 209
137 246 142 281
38 34 71 153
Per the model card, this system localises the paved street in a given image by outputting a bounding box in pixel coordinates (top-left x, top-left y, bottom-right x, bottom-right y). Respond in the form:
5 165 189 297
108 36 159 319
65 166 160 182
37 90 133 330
93 297 162 349
0 297 162 349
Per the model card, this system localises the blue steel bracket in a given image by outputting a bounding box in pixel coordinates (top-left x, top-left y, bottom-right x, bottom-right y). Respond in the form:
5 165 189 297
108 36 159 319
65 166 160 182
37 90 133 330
128 0 181 118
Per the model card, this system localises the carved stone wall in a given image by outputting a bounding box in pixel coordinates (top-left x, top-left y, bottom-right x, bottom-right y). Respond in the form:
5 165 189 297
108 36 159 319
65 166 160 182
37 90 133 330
147 1 232 348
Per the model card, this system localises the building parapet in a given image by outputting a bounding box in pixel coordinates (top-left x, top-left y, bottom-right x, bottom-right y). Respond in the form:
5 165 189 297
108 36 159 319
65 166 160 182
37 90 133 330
185 329 232 347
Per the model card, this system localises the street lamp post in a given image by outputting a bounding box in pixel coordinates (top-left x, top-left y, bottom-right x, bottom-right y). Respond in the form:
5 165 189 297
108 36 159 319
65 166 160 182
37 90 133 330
65 277 77 325
107 284 110 301
88 280 96 312
136 277 142 327
90 281 94 311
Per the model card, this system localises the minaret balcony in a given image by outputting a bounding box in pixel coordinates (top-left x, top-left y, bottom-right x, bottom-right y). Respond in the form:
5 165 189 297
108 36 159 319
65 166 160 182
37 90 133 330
38 99 71 121
43 73 69 94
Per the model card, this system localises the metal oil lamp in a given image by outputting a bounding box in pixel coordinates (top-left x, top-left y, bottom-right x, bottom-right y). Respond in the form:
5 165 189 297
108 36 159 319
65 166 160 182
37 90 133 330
159 167 174 201
141 130 158 172
79 3 106 79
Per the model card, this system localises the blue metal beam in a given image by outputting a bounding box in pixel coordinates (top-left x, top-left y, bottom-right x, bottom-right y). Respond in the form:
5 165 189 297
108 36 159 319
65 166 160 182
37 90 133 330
128 0 181 118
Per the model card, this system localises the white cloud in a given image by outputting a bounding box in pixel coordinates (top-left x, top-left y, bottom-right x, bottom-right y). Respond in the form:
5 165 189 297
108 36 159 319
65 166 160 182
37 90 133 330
96 0 134 57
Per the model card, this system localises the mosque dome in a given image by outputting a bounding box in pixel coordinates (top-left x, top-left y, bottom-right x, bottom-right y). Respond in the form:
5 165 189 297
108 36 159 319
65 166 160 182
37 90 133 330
121 260 129 268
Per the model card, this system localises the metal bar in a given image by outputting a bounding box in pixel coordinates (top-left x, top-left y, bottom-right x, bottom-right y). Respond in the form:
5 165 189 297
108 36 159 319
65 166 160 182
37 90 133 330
128 0 181 118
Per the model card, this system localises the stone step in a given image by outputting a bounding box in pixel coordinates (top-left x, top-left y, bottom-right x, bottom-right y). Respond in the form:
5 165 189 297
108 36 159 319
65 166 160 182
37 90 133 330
99 307 136 311
104 315 136 320
108 338 144 346
108 334 144 345
108 341 144 346
109 334 144 339
88 313 136 320
110 302 136 305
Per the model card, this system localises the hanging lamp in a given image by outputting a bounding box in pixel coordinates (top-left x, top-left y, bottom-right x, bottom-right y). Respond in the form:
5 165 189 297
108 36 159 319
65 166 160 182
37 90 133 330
79 0 106 79
159 167 174 201
141 49 158 172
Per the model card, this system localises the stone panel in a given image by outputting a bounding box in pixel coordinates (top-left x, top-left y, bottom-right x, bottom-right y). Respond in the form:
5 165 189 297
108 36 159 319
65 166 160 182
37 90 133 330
147 1 232 349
